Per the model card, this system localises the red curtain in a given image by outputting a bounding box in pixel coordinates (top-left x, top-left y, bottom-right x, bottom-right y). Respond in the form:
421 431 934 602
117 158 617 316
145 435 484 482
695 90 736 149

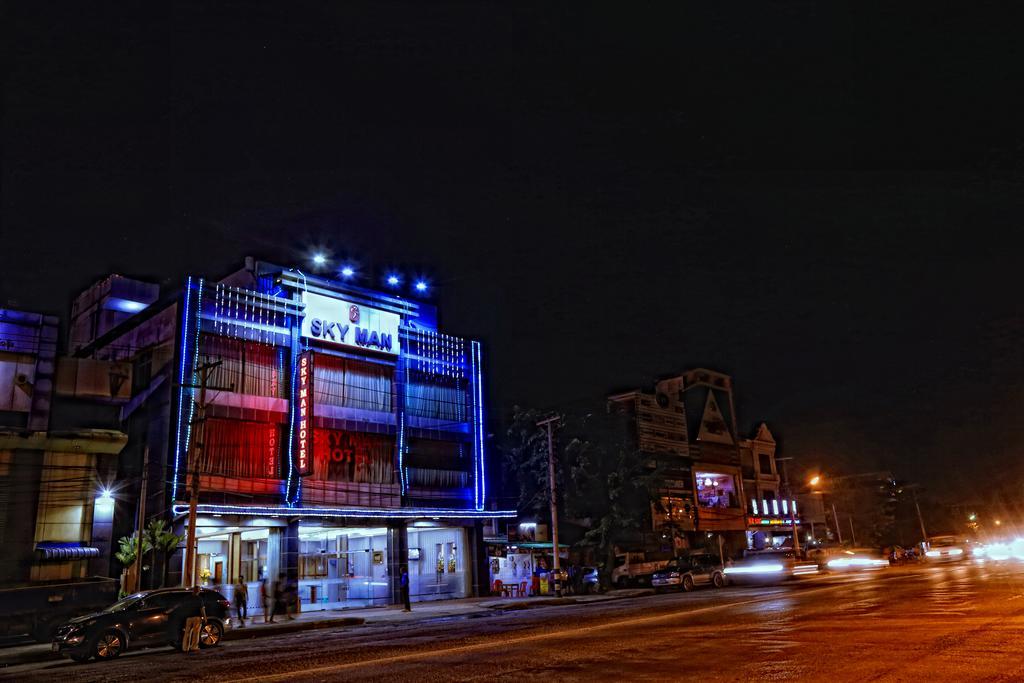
313 429 394 484
202 418 279 479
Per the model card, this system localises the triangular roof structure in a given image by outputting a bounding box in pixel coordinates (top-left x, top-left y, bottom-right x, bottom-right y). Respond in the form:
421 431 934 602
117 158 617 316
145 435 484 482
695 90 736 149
696 392 734 445
753 422 775 443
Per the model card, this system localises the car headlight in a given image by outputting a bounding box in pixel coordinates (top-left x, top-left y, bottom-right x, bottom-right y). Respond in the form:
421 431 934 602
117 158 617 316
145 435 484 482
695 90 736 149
926 550 940 557
948 548 963 556
724 563 784 575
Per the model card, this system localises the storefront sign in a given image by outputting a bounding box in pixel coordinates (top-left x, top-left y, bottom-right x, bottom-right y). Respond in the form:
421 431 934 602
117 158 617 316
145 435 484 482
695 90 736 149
747 516 794 526
300 291 400 355
296 350 314 476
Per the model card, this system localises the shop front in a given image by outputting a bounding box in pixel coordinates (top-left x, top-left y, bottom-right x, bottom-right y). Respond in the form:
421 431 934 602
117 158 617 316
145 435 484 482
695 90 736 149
298 523 470 609
185 514 477 614
486 541 569 597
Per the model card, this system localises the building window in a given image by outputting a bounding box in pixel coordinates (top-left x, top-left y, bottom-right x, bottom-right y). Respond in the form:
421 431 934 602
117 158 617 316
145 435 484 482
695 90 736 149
758 453 773 475
200 335 284 398
313 429 394 484
406 369 466 422
695 471 739 509
314 355 393 412
202 418 280 478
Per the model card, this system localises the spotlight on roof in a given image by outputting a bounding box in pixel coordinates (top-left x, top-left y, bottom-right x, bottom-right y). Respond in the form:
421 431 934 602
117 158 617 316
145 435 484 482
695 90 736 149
386 274 400 287
340 266 355 278
414 280 428 293
312 253 327 267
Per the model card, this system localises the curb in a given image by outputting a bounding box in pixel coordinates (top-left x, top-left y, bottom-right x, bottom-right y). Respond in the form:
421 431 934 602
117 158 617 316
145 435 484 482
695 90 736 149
0 617 368 669
481 588 655 611
224 616 365 641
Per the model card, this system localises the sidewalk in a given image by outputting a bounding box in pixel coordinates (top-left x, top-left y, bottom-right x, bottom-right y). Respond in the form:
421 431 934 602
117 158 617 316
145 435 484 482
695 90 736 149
0 589 653 668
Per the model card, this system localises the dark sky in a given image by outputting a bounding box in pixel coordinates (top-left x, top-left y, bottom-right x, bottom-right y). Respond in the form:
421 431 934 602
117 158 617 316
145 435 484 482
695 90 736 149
3 3 1023 496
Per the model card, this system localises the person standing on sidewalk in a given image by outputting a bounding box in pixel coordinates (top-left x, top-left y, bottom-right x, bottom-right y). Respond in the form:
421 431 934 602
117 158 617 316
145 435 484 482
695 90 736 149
400 565 411 612
233 576 248 628
181 588 207 653
259 577 270 623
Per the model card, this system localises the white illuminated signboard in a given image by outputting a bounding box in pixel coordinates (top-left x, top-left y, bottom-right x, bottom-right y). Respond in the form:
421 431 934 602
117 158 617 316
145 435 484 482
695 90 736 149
300 291 400 356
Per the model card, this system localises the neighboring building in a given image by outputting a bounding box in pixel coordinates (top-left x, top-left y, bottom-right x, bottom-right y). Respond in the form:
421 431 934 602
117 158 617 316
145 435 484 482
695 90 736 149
608 368 754 558
739 423 797 550
72 258 513 610
0 308 127 585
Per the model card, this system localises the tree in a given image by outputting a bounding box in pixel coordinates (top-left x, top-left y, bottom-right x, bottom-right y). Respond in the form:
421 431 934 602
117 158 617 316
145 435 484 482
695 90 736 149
114 532 152 569
563 412 663 588
501 406 560 518
145 518 185 588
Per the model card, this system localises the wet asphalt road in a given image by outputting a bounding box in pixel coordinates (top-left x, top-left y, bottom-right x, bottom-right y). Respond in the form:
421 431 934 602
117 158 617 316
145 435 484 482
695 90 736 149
6 562 1024 682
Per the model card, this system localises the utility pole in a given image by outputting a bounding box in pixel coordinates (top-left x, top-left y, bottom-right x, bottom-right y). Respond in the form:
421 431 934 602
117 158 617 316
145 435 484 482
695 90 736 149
777 457 800 555
537 415 562 598
831 502 844 544
131 446 150 593
910 486 929 545
181 360 225 587
848 516 858 546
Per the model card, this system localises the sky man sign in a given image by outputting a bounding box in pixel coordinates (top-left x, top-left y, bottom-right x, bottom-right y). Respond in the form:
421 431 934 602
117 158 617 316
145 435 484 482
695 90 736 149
296 350 314 476
300 291 400 355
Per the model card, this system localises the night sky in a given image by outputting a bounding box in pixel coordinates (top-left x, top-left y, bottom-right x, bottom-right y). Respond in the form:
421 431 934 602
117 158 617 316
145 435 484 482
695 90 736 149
4 3 1022 497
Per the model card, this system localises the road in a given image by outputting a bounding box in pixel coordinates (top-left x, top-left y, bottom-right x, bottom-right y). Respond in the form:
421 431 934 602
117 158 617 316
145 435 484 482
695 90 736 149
6 562 1024 682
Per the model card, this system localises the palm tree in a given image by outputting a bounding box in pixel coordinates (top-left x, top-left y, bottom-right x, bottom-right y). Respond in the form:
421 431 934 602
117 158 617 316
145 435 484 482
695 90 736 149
145 519 185 588
114 532 152 568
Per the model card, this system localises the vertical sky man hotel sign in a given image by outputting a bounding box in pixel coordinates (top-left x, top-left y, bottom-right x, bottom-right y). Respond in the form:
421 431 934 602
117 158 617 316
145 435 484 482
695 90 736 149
296 350 314 476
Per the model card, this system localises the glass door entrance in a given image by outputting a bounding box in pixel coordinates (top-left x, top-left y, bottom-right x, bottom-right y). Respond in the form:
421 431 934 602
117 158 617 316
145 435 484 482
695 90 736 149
298 526 390 610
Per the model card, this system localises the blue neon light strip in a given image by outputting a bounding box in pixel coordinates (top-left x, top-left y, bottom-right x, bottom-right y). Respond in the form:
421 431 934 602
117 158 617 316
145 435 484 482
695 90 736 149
474 341 486 510
468 340 486 511
179 278 204 504
171 503 517 519
398 409 407 494
285 334 297 505
171 276 194 503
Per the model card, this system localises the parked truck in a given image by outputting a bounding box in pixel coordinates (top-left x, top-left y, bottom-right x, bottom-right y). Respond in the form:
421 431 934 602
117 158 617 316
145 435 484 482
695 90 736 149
0 577 119 642
610 552 670 588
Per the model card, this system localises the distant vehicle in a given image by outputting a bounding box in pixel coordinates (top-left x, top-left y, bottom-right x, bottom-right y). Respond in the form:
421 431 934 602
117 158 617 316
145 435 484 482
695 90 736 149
51 588 230 662
0 577 119 643
611 552 670 588
724 549 819 583
925 535 968 562
824 549 889 572
651 554 727 592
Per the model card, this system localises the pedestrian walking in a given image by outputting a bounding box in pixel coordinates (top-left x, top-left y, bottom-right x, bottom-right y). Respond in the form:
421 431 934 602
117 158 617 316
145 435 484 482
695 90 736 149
233 576 248 628
400 564 411 612
271 573 286 623
259 577 270 623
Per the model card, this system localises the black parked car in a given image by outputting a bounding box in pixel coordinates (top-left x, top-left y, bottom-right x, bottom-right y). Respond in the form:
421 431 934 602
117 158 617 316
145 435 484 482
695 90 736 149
52 588 230 662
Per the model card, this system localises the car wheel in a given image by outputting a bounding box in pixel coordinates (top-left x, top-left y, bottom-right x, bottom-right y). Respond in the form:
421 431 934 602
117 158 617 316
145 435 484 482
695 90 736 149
199 620 223 648
94 630 125 660
70 653 91 663
712 572 726 588
682 575 695 592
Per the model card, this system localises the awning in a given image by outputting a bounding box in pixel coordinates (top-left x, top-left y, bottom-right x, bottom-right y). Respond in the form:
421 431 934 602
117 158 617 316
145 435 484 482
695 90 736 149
36 543 100 560
485 540 571 550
